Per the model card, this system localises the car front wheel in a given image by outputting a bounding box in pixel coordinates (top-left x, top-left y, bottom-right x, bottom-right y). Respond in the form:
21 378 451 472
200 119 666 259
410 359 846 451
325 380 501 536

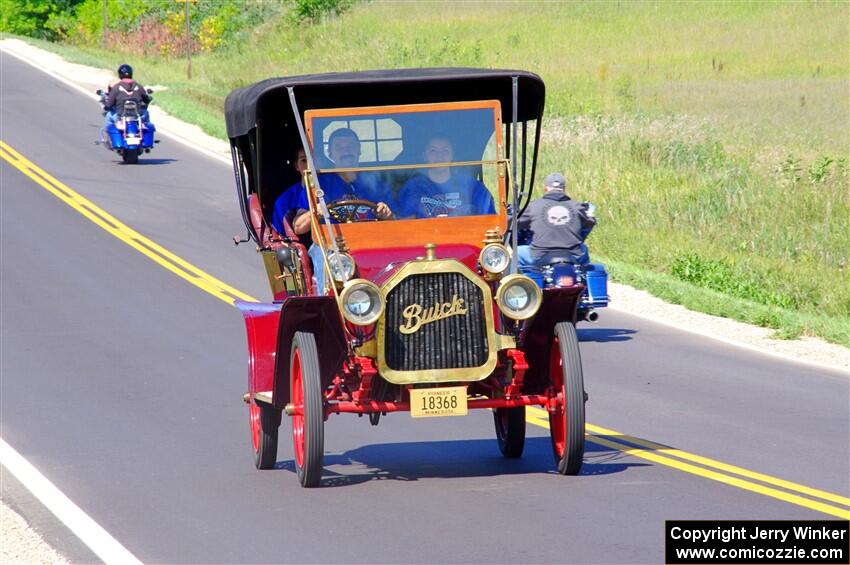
493 406 526 458
250 401 280 470
549 322 585 475
290 331 324 487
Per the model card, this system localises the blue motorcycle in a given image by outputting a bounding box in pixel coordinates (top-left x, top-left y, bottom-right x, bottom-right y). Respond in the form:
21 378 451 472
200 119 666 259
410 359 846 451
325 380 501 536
519 203 609 323
97 89 157 164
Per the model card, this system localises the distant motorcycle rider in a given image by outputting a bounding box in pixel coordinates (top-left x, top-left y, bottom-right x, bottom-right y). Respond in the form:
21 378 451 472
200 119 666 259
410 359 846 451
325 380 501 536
516 172 596 273
103 64 151 128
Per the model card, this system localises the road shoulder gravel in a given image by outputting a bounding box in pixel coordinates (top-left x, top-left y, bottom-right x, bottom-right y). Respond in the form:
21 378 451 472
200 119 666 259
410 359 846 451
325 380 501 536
1 501 68 565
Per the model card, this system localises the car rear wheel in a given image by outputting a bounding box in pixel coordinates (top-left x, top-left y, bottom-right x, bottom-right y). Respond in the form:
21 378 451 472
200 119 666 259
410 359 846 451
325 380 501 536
290 331 324 488
250 401 279 470
122 148 139 164
549 321 585 475
493 406 526 458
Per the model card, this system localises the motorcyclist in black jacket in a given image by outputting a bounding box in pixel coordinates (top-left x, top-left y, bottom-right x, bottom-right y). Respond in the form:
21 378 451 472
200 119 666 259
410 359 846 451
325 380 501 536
103 64 151 128
516 172 596 273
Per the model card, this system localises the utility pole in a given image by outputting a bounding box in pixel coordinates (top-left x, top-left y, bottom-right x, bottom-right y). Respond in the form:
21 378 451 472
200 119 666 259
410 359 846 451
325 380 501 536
102 0 108 49
185 0 191 80
176 0 195 80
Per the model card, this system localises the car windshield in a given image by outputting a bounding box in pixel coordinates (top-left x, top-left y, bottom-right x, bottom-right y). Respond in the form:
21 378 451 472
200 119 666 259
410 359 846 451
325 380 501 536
305 101 504 221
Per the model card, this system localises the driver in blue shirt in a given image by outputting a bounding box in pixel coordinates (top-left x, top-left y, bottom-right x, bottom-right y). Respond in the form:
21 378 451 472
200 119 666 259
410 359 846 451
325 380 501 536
295 127 395 219
397 135 495 218
291 127 396 293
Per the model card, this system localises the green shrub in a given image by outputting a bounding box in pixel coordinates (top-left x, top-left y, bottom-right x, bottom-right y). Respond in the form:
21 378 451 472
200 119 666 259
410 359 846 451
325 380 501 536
60 0 282 53
292 0 352 23
68 0 163 43
808 155 834 183
0 0 82 39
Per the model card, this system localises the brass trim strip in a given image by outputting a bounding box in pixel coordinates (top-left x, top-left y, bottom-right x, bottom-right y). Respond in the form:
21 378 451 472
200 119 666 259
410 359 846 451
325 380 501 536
495 333 516 350
319 159 506 174
354 338 377 358
305 99 502 121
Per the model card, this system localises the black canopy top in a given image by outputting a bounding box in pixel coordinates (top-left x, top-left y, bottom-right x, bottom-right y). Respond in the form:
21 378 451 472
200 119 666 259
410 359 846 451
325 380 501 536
224 67 545 138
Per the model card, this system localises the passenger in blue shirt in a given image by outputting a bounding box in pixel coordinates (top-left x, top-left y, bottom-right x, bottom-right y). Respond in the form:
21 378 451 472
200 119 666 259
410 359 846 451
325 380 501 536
398 135 495 218
271 148 310 235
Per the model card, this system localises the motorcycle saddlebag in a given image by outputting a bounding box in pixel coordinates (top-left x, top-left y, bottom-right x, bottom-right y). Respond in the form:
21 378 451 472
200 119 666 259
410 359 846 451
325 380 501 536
142 123 155 147
107 126 124 149
584 263 609 307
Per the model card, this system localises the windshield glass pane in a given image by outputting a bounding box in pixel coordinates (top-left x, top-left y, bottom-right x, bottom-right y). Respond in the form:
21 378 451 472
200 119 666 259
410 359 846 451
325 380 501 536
305 104 502 221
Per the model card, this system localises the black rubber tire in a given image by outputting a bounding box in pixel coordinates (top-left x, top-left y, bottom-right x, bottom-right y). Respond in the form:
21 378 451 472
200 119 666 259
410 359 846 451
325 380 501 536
291 331 324 488
122 148 139 164
252 403 280 470
551 322 586 475
494 406 526 458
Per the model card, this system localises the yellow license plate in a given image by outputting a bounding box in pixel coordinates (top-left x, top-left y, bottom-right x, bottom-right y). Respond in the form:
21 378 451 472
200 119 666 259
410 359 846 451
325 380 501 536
410 386 468 418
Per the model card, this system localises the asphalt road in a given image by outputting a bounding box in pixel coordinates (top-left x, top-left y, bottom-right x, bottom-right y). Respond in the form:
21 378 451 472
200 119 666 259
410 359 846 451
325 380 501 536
2 53 848 564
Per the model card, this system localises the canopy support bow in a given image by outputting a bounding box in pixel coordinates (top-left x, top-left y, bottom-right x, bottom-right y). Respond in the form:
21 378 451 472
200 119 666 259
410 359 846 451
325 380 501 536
286 87 342 274
510 75 519 274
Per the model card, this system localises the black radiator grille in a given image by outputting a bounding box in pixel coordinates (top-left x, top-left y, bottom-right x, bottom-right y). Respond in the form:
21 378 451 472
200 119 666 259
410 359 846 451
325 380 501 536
384 272 488 371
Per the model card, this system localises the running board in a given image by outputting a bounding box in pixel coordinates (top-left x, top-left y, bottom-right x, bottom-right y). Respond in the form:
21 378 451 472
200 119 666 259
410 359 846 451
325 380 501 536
255 391 273 405
242 391 274 405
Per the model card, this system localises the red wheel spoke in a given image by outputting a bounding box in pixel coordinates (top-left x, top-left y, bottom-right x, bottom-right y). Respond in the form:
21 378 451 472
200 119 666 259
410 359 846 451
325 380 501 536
249 403 260 451
291 350 305 468
548 336 567 458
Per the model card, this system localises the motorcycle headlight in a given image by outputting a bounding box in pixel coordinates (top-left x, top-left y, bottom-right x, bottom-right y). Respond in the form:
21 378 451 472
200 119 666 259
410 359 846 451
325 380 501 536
479 243 510 274
327 252 355 283
496 274 542 320
340 280 384 325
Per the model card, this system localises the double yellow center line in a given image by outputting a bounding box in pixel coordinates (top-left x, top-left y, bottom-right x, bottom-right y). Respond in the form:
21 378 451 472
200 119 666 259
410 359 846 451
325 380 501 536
529 407 849 519
2 139 848 519
0 140 255 305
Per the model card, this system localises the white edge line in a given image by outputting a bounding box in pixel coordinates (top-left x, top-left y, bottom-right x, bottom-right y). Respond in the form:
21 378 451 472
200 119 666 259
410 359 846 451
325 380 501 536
0 45 231 166
3 42 846 376
607 302 848 376
0 438 143 565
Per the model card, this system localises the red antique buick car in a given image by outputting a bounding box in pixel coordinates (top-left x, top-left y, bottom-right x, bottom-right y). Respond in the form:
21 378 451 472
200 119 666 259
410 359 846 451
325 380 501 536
224 69 587 487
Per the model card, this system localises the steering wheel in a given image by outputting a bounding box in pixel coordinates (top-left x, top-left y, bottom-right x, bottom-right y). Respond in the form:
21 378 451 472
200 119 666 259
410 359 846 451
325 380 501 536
325 199 381 223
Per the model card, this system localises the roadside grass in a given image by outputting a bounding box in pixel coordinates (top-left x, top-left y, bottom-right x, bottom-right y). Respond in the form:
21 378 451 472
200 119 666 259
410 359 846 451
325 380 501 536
600 256 848 346
538 115 849 328
152 89 227 139
7 1 848 345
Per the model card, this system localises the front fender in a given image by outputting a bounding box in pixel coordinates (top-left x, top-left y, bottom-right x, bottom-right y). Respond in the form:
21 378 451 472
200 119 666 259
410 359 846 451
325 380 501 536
271 296 348 409
237 297 349 409
520 285 584 394
235 301 281 400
